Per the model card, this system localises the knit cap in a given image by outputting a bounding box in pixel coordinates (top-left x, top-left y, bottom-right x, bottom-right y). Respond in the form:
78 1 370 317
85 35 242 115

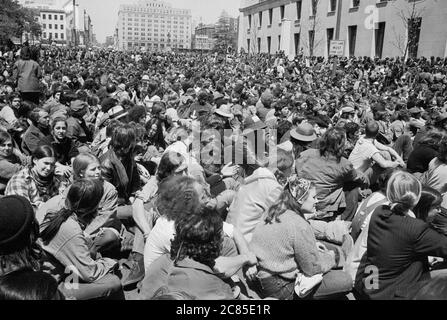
0 196 35 255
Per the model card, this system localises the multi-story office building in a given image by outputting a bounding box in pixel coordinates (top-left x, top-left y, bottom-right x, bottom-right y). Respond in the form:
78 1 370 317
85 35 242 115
62 0 94 47
116 0 192 51
238 0 447 58
193 24 216 50
38 9 67 45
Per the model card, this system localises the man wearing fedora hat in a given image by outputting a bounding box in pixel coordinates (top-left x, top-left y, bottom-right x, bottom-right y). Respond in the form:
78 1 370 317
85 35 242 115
290 122 317 160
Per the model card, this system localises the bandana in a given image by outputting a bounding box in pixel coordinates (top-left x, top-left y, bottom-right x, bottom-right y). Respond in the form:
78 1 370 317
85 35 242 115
286 174 312 204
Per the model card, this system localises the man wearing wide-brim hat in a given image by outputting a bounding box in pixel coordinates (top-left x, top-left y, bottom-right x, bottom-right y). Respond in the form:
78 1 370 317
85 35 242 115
289 122 317 160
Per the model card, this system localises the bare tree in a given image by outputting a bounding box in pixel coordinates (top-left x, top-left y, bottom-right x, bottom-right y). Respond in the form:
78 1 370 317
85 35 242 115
301 0 324 57
390 0 427 61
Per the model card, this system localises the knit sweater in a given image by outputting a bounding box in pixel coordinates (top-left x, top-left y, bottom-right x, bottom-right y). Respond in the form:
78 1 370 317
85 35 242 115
250 210 335 280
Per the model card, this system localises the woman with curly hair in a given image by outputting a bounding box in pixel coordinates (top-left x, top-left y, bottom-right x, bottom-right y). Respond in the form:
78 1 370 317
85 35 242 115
140 176 256 298
142 207 234 300
295 127 366 220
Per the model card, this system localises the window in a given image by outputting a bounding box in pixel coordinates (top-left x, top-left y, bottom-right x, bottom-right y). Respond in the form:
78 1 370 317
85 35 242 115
60 15 64 20
268 8 273 25
408 17 422 59
48 14 52 20
257 37 261 53
348 25 357 57
375 22 386 58
258 11 262 27
278 35 281 51
61 33 64 39
294 33 300 55
296 1 302 20
55 33 58 39
352 0 360 8
329 0 337 12
43 24 46 29
267 36 271 54
280 5 285 20
327 28 334 55
308 30 315 55
43 32 46 38
60 25 63 29
311 0 318 16
55 24 58 29
49 24 52 29
55 15 57 20
42 14 46 19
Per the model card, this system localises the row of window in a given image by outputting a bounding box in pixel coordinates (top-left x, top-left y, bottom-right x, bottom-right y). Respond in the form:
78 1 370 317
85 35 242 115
43 24 64 30
248 17 421 59
126 42 185 48
41 14 64 20
42 32 65 40
122 7 189 15
124 36 185 42
248 0 363 28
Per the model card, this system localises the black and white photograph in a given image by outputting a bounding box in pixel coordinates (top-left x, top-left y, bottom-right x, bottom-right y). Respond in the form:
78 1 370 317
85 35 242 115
1 0 447 306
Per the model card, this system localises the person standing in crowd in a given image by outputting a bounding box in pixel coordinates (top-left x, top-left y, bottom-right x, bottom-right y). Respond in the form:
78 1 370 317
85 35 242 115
12 46 42 105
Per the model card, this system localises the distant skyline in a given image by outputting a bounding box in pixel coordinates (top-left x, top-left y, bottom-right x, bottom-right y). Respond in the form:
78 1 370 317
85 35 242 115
75 0 241 43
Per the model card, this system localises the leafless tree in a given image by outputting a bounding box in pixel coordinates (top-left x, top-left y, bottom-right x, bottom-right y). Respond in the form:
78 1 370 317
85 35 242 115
301 0 324 57
390 0 427 61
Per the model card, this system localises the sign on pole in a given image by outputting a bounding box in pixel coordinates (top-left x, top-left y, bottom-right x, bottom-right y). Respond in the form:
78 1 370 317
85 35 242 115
329 40 345 56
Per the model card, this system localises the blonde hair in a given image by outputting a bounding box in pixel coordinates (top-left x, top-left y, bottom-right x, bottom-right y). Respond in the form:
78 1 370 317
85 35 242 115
386 171 422 215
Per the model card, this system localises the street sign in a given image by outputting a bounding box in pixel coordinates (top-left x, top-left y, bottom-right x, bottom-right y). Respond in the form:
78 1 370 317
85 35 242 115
329 40 345 56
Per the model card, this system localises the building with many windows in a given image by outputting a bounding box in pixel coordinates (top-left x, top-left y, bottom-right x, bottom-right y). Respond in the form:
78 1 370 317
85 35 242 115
238 0 447 59
116 0 192 51
192 24 216 51
38 9 67 44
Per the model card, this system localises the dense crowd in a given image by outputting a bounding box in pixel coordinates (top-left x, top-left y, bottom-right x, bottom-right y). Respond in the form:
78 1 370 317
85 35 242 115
2 43 447 300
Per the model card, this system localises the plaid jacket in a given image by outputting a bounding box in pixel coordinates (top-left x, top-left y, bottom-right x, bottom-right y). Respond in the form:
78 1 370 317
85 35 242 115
5 167 68 212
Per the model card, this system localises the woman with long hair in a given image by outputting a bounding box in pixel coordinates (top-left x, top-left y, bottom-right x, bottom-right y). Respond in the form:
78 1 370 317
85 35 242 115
37 153 121 254
360 171 447 300
39 179 124 300
5 145 68 212
296 127 366 220
250 175 353 300
145 101 168 151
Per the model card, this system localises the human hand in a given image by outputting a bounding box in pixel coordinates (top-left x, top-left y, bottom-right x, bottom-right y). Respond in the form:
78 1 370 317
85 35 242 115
245 265 258 282
221 162 238 178
55 164 72 178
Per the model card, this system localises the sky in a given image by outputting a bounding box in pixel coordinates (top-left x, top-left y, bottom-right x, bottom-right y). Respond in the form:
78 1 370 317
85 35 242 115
75 0 242 43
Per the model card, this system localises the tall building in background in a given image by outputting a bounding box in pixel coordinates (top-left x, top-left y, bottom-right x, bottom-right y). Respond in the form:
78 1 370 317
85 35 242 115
214 10 238 52
193 24 216 51
238 0 447 59
62 0 94 47
116 0 192 51
20 0 93 47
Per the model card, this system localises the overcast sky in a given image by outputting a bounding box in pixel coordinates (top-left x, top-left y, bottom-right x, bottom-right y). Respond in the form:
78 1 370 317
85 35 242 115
75 0 241 43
